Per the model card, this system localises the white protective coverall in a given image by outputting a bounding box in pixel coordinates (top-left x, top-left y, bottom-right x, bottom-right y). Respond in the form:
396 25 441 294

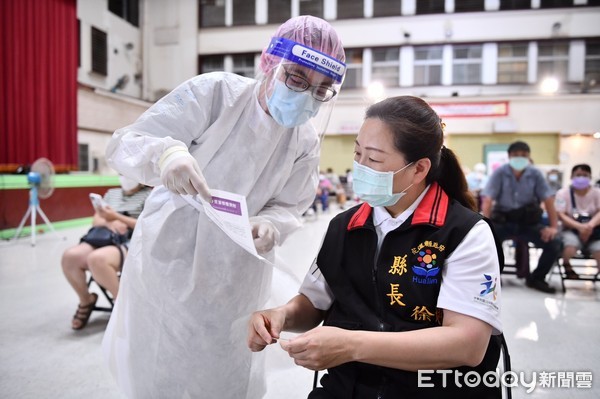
102 71 320 398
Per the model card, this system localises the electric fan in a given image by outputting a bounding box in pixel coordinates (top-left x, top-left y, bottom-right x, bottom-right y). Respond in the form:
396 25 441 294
12 158 57 246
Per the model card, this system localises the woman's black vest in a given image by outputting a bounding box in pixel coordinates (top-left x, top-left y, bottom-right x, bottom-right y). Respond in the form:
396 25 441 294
314 184 503 399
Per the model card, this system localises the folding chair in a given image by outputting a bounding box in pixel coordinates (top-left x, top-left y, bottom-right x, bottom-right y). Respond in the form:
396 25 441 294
86 275 115 312
501 238 531 279
556 249 600 293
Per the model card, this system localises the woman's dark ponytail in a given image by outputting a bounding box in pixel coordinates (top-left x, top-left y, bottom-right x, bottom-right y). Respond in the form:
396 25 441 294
437 146 477 212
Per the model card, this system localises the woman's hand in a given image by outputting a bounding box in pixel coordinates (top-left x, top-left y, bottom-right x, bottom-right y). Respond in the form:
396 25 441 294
540 226 557 242
97 205 118 221
95 206 129 235
578 222 593 243
247 307 286 352
279 326 354 371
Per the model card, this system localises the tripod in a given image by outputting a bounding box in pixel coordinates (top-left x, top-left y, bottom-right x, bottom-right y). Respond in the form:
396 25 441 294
13 184 57 246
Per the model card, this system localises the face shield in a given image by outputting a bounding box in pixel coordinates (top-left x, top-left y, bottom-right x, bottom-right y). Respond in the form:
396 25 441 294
258 16 346 138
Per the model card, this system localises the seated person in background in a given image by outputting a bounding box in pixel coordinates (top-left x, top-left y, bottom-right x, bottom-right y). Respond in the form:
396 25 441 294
342 168 355 203
61 176 151 330
546 169 562 196
317 172 333 212
481 140 561 293
326 167 347 210
554 164 600 278
465 162 488 212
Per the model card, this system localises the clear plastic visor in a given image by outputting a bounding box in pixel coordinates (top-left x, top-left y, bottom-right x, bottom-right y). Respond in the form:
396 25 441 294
259 37 345 139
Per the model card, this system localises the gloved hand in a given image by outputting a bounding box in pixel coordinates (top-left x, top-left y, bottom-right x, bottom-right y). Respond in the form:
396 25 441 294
159 146 212 202
250 217 279 254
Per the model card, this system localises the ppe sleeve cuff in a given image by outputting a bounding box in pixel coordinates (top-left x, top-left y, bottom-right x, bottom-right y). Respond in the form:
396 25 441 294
158 146 191 172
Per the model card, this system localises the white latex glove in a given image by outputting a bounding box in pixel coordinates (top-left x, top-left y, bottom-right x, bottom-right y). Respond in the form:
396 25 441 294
159 146 212 201
250 217 279 254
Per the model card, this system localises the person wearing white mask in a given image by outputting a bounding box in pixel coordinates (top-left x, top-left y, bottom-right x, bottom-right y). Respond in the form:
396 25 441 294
554 164 600 278
102 16 346 399
248 96 504 398
61 176 151 330
546 169 562 195
465 162 488 211
481 140 561 293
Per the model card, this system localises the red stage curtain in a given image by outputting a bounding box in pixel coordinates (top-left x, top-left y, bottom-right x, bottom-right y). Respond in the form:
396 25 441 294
0 0 78 173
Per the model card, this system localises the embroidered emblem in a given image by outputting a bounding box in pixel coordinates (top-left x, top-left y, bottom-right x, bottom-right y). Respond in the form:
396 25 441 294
411 246 441 285
411 240 445 255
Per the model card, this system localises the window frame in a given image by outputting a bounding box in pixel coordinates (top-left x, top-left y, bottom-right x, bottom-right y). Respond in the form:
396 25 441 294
232 0 255 26
413 45 444 86
268 0 291 24
373 0 402 17
90 26 108 76
299 0 324 19
497 42 529 84
337 0 364 19
232 53 257 78
108 0 139 27
415 0 445 15
341 48 364 89
199 0 226 28
452 44 483 85
198 54 225 75
537 41 570 83
371 47 401 87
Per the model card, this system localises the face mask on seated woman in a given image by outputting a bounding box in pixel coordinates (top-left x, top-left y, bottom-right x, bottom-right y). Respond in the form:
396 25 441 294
352 161 414 207
571 176 591 190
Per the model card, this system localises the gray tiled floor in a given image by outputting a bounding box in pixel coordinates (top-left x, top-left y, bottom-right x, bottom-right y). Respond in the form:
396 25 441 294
1 205 599 398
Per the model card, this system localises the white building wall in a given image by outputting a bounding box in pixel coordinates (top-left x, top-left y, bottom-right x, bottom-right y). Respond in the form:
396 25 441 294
77 87 152 174
559 135 600 181
196 9 600 55
77 0 142 98
328 94 600 136
143 0 198 101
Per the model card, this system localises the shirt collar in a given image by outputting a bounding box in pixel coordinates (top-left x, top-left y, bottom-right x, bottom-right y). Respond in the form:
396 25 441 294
372 185 431 228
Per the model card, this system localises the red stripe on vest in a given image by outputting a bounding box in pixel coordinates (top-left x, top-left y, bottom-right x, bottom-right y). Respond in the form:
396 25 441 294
347 202 372 230
411 182 448 227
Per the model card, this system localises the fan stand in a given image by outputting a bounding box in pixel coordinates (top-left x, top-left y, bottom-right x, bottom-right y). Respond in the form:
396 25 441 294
12 185 57 246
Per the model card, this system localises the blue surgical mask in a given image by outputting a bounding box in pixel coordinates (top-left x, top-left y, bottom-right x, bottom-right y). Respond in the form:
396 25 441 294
267 80 321 128
352 160 414 207
509 156 529 172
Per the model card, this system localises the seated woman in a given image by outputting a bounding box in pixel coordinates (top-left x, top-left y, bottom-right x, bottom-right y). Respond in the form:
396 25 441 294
61 176 151 330
555 163 600 278
247 96 503 398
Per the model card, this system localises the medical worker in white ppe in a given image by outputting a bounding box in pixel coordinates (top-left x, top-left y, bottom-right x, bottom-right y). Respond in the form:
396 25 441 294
102 15 346 399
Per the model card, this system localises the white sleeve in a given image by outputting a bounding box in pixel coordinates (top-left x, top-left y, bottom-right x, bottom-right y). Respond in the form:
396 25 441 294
298 261 334 311
437 220 503 335
104 75 219 187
